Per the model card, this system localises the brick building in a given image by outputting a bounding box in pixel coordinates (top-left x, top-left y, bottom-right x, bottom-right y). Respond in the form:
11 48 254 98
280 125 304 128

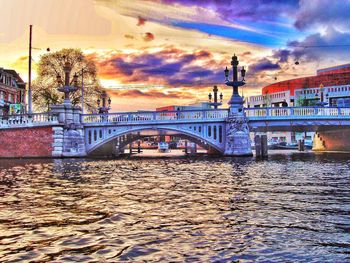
247 63 350 144
248 63 350 108
0 68 26 115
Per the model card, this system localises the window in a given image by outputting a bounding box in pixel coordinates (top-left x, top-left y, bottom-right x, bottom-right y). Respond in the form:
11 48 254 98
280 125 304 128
88 131 92 144
0 91 4 100
219 126 223 143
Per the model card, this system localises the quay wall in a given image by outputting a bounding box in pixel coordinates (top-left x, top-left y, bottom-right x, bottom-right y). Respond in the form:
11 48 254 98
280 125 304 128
313 129 350 152
0 126 54 158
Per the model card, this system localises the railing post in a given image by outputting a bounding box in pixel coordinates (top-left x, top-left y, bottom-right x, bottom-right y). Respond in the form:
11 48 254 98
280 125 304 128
290 107 294 116
338 107 341 116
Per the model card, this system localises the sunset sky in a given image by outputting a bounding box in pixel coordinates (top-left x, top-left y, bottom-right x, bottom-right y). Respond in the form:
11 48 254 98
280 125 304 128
1 0 350 111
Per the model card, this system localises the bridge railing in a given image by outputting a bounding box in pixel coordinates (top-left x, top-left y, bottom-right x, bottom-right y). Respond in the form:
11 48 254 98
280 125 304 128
245 106 350 118
0 113 58 127
81 109 229 124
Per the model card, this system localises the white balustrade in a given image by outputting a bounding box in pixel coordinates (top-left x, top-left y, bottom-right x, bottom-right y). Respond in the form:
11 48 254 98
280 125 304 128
0 113 58 127
340 108 350 116
245 107 350 119
81 109 229 124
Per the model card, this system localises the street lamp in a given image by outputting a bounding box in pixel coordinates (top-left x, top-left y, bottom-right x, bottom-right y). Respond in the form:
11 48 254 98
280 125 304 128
97 91 111 114
56 61 79 104
316 83 328 107
208 85 223 109
224 54 246 114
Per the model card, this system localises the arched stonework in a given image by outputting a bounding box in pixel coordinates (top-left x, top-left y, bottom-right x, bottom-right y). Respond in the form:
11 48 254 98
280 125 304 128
84 123 226 155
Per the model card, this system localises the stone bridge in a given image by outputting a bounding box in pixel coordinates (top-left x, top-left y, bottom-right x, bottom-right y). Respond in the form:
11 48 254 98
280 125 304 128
1 106 350 157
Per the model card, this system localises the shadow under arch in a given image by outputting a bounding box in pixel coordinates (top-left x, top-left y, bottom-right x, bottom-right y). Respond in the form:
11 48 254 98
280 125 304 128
87 127 224 156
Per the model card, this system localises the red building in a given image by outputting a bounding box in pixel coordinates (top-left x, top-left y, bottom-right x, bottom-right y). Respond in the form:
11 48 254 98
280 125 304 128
263 63 350 97
248 63 350 108
0 68 26 115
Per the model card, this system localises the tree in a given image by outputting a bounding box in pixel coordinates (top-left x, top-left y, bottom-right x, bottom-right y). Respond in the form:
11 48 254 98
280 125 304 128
32 48 104 113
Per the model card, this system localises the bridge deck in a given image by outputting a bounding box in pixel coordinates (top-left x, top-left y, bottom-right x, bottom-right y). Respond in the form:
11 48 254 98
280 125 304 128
1 107 350 128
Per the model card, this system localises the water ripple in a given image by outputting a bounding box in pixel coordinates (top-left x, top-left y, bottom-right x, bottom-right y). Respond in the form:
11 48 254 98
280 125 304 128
0 152 350 262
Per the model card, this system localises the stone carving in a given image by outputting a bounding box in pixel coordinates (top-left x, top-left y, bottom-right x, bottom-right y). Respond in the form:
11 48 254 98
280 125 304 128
226 115 250 135
225 114 252 156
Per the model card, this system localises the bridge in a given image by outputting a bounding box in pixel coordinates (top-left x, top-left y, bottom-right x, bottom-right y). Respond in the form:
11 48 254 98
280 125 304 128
1 54 349 158
1 106 350 157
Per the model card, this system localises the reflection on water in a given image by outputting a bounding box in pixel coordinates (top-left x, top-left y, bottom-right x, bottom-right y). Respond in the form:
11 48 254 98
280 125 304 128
0 152 350 262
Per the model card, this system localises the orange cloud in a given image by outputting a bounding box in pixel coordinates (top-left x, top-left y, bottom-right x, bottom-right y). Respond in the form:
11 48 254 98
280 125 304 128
124 34 134 39
108 88 194 99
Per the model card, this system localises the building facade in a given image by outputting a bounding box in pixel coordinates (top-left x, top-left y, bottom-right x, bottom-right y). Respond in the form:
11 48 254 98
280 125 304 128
0 68 26 116
247 63 350 143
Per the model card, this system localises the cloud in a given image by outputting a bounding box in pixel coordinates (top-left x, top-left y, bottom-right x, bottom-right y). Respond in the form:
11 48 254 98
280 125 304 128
294 0 350 30
143 32 155 42
137 16 147 26
249 58 280 73
124 34 135 39
108 88 193 99
272 49 291 63
287 26 350 61
92 46 222 87
158 0 298 22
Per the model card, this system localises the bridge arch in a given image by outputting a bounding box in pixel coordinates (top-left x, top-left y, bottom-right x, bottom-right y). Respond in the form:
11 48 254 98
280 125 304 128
85 125 226 155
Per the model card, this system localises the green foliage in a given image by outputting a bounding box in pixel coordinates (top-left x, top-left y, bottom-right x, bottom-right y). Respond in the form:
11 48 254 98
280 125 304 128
32 48 104 112
296 96 318 106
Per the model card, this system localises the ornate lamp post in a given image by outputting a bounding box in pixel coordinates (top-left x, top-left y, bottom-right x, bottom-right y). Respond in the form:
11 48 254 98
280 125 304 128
208 85 223 109
224 54 246 114
56 61 79 104
315 83 328 107
97 91 111 114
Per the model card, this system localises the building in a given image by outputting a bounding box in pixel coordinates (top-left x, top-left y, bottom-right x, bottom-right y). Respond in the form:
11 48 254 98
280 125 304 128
0 68 26 116
248 63 350 108
247 63 350 143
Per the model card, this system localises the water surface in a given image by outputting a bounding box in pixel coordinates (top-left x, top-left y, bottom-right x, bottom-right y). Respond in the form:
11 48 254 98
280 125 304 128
0 151 349 262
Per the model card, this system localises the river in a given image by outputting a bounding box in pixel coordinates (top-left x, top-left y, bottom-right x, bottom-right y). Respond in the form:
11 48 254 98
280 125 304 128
0 150 349 262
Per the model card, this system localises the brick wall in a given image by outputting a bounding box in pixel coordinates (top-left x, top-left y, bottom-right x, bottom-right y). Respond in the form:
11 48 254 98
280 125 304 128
0 126 53 158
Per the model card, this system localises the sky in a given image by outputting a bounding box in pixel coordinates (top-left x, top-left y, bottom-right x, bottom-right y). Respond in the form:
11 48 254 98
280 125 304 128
1 0 350 111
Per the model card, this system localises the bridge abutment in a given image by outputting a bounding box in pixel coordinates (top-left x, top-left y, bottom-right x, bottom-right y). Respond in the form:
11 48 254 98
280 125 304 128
224 114 253 156
50 103 87 157
313 129 350 152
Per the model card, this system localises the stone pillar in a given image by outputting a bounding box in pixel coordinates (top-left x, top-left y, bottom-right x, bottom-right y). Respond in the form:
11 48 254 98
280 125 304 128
254 135 262 157
64 102 74 126
224 114 253 156
50 104 66 124
50 104 87 157
52 126 64 157
254 134 268 158
261 134 268 157
298 139 305 151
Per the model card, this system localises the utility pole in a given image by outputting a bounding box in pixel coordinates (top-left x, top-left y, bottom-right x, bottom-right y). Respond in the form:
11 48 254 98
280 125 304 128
81 69 84 114
28 25 33 113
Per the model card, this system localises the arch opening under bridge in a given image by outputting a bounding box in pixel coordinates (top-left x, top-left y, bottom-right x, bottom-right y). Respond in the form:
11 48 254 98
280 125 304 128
85 126 226 156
